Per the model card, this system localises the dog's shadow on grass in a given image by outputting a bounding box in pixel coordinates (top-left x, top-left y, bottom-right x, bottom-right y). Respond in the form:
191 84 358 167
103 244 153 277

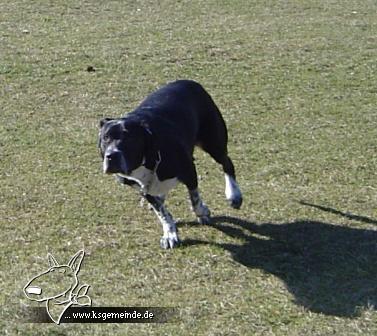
182 203 377 317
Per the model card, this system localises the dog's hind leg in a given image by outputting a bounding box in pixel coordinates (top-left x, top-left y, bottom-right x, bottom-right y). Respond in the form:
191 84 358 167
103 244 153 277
201 138 242 209
144 194 180 249
197 105 243 209
199 145 243 209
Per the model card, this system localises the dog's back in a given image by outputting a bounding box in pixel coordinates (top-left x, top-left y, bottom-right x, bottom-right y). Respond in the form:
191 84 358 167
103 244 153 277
129 80 227 153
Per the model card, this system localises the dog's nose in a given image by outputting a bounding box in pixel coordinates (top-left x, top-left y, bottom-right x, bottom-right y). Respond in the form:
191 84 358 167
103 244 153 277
104 150 126 174
106 152 118 161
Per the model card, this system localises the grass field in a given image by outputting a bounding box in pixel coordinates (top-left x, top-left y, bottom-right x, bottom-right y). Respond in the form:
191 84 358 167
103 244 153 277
1 0 377 335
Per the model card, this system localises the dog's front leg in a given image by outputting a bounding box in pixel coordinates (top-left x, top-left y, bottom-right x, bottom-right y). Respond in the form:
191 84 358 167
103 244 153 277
144 194 180 249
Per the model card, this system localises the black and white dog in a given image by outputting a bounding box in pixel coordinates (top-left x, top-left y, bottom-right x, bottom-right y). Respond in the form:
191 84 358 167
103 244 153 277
98 80 242 249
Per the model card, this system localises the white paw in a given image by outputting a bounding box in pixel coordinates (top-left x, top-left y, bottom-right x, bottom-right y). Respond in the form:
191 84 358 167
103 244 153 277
225 174 243 209
160 231 181 249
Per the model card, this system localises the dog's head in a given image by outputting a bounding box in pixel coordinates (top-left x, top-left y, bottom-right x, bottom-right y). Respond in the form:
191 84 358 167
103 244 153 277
98 117 151 175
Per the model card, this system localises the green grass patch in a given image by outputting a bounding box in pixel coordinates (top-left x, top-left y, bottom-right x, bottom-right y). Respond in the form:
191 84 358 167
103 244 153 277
1 1 377 335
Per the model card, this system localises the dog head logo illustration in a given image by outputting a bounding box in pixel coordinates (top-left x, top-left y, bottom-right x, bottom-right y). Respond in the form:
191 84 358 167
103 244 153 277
24 250 91 324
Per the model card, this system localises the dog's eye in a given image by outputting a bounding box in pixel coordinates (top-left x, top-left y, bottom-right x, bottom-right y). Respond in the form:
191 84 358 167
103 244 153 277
103 135 111 142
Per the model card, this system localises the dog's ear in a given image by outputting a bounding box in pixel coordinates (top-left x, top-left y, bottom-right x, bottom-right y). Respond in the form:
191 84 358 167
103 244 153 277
99 118 113 129
140 120 159 169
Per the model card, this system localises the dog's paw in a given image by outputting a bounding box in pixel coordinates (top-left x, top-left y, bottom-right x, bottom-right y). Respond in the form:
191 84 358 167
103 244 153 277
196 204 211 224
225 175 243 209
229 195 243 209
198 215 212 225
193 203 211 217
196 204 211 225
160 232 181 249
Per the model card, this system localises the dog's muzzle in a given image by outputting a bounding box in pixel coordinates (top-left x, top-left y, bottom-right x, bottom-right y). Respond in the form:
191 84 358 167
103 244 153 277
103 149 127 174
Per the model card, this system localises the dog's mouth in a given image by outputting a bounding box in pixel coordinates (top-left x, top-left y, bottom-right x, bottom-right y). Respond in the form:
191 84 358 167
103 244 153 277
103 150 128 175
103 161 123 174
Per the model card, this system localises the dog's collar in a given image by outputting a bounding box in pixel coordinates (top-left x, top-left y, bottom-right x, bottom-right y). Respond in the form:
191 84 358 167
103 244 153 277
144 127 153 135
152 151 161 174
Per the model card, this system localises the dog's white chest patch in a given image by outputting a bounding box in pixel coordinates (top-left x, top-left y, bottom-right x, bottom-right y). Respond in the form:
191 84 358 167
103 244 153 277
119 166 178 196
